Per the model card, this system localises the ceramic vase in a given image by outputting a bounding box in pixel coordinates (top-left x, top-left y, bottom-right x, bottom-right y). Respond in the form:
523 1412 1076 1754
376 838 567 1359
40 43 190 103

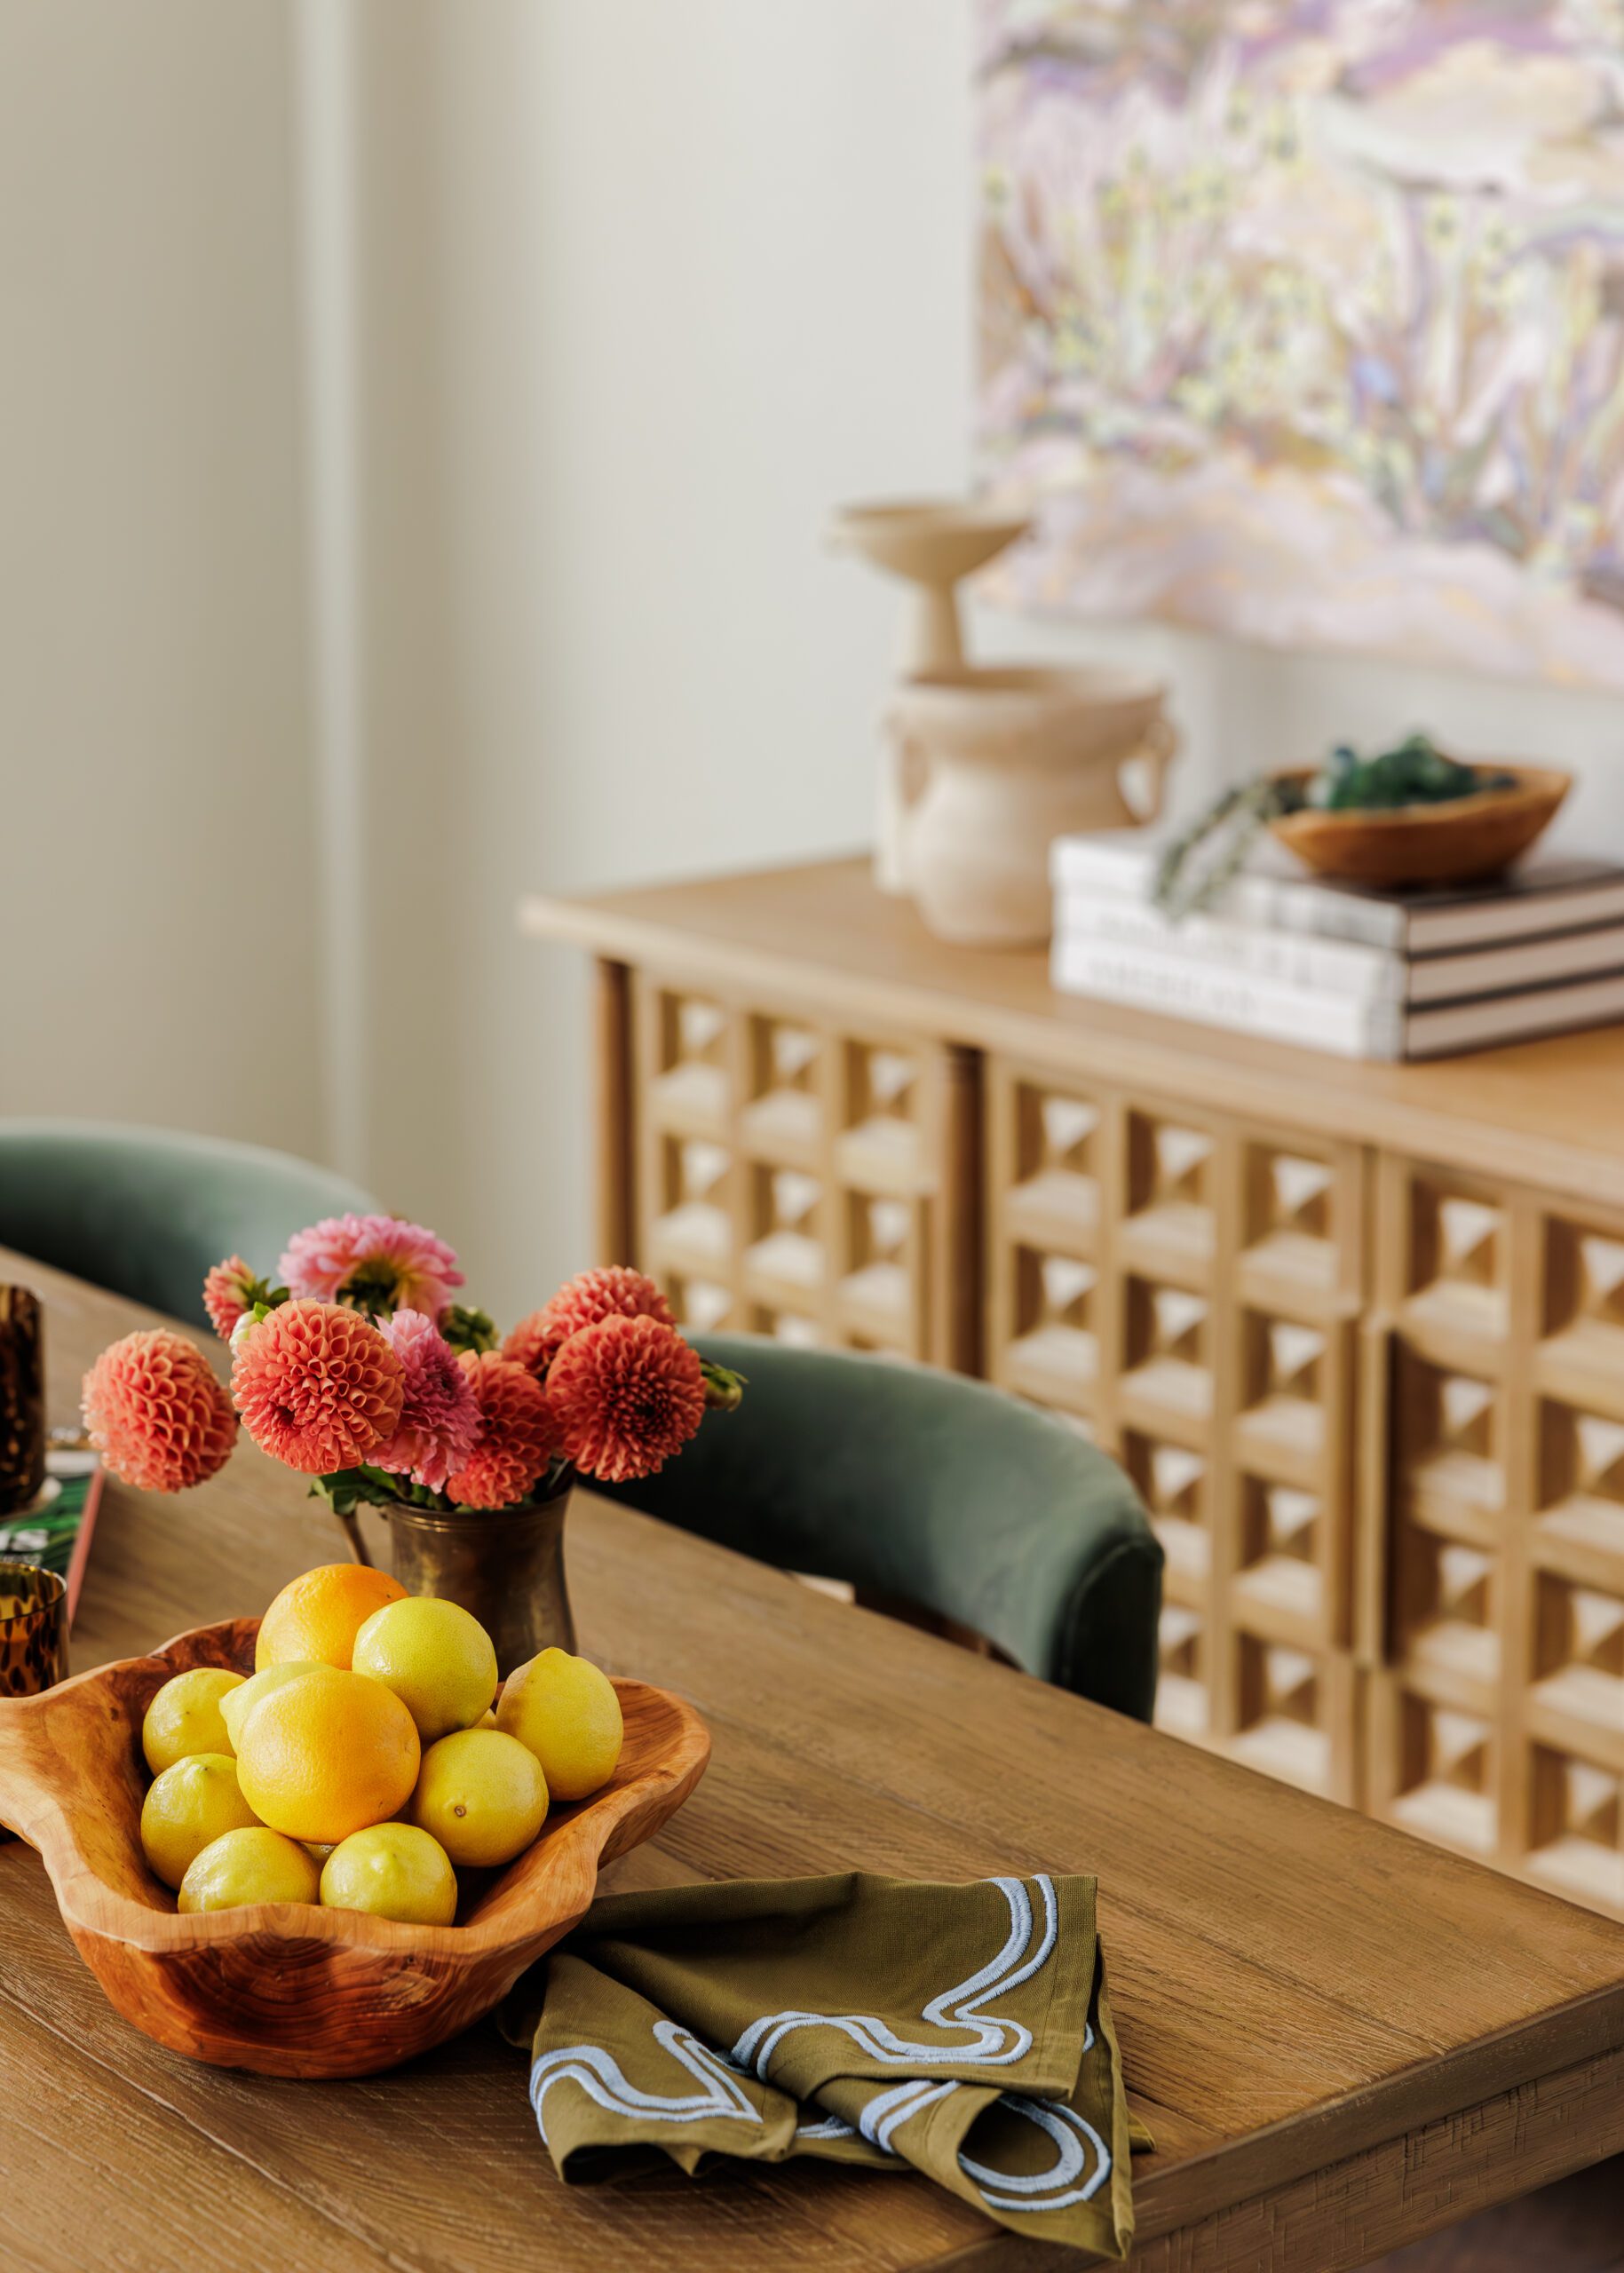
885 664 1177 947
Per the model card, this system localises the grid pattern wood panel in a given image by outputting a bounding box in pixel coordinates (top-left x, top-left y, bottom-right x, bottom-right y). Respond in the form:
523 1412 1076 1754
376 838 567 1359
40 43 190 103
600 946 1620 1920
986 1057 1365 1806
630 970 974 1368
1374 1162 1624 1918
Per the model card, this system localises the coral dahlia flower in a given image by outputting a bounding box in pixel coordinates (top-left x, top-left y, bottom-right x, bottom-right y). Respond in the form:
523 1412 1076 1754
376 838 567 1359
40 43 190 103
232 1299 404 1475
545 1313 705 1484
202 1255 258 1343
83 1331 238 1493
444 1353 559 1509
278 1212 463 1320
369 1309 483 1494
503 1265 674 1381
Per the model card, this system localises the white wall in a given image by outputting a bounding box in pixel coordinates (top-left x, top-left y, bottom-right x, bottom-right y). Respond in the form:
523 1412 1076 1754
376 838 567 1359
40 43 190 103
4 2 1620 1327
0 0 322 1159
335 0 981 1319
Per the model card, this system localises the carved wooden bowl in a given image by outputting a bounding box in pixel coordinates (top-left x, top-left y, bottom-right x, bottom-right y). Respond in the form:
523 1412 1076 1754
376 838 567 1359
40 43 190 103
0 1619 710 2078
1268 764 1571 886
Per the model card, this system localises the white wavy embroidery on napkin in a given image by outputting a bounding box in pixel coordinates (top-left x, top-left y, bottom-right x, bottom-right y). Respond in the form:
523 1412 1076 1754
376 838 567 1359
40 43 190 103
528 1871 1111 2220
732 1875 1058 2077
960 2096 1113 2214
858 2078 960 2150
530 2020 761 2142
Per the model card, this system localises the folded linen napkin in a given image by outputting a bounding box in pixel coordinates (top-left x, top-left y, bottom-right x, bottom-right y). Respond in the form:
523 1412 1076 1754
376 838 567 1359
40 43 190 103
500 1872 1144 2258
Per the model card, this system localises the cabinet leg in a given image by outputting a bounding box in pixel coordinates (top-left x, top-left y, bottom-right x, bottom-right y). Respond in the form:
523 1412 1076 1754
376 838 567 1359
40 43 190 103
592 957 635 1265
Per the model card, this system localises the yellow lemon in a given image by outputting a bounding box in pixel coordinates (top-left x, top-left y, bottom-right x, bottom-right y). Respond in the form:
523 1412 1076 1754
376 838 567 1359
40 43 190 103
234 1663 420 1845
320 1823 458 1926
352 1596 498 1744
496 1647 623 1802
255 1563 408 1672
178 1826 321 1913
141 1668 246 1773
409 1728 548 1868
139 1754 260 1889
219 1659 325 1752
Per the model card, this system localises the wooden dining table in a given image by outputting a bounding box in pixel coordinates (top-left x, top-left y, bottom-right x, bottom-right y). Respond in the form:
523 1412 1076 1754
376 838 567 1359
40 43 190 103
3 1248 1622 2273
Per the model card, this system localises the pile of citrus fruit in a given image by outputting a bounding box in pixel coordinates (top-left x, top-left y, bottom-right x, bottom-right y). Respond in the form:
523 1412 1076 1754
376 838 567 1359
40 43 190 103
138 1564 624 1924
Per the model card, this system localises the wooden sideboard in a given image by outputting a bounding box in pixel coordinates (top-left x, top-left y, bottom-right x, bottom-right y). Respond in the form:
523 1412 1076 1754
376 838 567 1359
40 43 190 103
523 856 1624 1920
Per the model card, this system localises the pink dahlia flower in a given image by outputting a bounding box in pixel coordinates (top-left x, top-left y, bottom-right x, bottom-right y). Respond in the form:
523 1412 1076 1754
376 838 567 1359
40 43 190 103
545 1312 705 1484
369 1308 483 1493
202 1255 258 1343
503 1265 674 1381
278 1212 463 1319
444 1353 559 1509
232 1298 404 1475
83 1331 238 1493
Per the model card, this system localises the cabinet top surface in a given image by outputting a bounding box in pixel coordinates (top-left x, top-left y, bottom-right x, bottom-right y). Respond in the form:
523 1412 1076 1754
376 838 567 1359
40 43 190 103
522 855 1624 1208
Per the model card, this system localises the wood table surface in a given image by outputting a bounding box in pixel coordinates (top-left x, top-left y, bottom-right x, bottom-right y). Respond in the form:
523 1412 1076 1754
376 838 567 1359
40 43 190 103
3 1250 1622 2273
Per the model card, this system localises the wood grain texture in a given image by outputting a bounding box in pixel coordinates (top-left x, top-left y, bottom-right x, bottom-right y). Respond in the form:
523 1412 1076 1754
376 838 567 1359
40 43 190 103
520 855 1624 1212
0 1616 708 2078
4 1247 1624 2273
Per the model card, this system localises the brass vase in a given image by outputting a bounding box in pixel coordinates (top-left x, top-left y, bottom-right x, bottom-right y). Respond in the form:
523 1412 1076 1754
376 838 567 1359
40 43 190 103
375 1479 576 1674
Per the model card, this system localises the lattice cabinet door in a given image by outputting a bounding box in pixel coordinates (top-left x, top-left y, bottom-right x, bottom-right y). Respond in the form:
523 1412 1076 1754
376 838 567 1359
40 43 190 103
629 970 977 1368
1368 1160 1624 1920
986 1059 1366 1803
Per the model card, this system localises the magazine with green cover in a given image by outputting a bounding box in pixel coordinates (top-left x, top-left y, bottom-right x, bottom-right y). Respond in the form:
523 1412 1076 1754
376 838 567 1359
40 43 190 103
0 1450 104 1622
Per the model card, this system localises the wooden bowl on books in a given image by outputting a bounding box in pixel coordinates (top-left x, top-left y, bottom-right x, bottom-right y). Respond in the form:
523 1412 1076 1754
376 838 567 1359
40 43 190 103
1268 764 1571 887
0 1617 709 2078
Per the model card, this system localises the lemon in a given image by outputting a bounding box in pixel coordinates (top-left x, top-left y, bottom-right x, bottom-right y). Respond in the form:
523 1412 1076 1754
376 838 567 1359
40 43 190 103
139 1754 260 1889
234 1663 420 1845
409 1728 548 1868
178 1825 321 1913
141 1668 246 1773
320 1823 458 1926
352 1596 498 1744
220 1659 324 1752
496 1647 623 1802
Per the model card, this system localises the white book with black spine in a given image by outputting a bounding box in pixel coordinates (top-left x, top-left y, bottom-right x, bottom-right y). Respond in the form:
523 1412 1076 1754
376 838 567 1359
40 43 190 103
1050 936 1624 1061
1053 891 1624 1006
1050 833 1624 954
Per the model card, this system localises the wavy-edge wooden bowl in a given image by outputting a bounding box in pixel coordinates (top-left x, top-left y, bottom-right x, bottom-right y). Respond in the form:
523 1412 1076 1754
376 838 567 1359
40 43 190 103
1268 764 1571 886
0 1619 709 2078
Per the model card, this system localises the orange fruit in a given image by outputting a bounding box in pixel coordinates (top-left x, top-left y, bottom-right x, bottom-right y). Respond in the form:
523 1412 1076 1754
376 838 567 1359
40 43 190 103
234 1663 421 1845
255 1564 408 1673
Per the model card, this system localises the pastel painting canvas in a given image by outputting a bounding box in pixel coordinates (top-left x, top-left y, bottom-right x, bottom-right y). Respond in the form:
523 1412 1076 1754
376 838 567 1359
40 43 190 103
977 1 1624 689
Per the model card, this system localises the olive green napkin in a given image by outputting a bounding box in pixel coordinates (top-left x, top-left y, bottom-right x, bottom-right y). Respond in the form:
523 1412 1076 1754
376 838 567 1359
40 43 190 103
500 1872 1144 2258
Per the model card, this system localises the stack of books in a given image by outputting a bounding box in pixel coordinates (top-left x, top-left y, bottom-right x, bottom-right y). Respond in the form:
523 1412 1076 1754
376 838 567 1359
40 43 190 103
1050 834 1624 1061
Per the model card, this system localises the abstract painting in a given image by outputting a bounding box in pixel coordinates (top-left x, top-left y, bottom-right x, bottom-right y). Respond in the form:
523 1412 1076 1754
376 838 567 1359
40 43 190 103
977 2 1624 689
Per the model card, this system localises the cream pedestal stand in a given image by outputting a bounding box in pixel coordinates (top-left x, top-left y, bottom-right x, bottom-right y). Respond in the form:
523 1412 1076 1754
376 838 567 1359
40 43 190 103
827 499 1030 892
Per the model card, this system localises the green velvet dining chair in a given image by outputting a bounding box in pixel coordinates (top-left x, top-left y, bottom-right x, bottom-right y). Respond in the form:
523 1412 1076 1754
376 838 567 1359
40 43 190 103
603 1333 1164 1723
0 1119 377 1332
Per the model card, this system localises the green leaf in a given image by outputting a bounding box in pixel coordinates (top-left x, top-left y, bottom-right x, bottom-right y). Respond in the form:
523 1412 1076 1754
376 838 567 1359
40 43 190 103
700 1359 747 1413
440 1303 499 1355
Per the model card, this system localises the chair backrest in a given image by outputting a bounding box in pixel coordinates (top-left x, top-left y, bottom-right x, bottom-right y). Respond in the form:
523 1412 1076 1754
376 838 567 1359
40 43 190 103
603 1332 1163 1722
0 1119 377 1329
